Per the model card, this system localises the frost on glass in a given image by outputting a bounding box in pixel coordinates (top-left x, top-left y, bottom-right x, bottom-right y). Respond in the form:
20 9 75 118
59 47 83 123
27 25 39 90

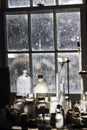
32 53 55 93
6 15 29 51
59 0 82 5
31 13 54 51
57 11 80 50
8 54 31 94
33 0 55 6
8 0 30 8
58 53 81 94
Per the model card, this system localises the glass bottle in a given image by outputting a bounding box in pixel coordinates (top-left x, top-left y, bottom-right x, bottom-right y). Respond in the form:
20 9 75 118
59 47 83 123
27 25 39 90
33 75 48 97
44 113 50 127
36 113 43 127
50 97 58 127
55 104 64 129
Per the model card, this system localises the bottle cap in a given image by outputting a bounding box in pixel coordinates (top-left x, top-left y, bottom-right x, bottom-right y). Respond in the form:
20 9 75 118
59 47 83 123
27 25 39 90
38 74 43 78
57 104 61 109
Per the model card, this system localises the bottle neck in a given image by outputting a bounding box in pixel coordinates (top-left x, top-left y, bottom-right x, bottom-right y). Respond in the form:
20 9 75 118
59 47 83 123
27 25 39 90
38 78 43 82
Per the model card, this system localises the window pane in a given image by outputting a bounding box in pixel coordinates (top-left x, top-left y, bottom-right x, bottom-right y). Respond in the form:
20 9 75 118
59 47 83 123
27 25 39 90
6 14 29 51
58 53 81 94
32 53 55 93
8 53 31 94
33 0 55 6
59 0 82 5
57 10 80 50
8 0 30 8
31 13 54 51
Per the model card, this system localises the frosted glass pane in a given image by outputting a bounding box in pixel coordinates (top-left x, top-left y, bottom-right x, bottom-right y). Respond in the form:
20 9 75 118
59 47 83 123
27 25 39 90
58 53 81 94
31 13 54 51
32 53 55 93
59 0 83 5
8 0 30 8
6 14 29 51
33 0 55 6
57 11 80 50
8 53 31 94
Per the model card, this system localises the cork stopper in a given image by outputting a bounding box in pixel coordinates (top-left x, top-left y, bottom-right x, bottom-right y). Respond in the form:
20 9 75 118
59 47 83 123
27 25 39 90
38 74 43 78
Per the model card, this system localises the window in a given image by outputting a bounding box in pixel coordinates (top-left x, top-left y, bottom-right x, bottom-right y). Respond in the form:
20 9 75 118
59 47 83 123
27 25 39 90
59 0 82 5
32 53 55 93
56 10 80 50
31 13 54 51
8 53 30 92
58 53 81 94
6 14 29 51
33 0 55 6
8 0 30 8
6 1 83 96
8 0 83 8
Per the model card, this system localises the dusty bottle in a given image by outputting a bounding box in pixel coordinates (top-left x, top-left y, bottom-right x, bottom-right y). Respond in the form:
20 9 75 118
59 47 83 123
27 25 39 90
33 75 48 97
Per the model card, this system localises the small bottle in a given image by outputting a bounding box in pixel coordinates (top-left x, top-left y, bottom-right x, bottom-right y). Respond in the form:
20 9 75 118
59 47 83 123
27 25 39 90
44 114 50 127
36 114 43 127
55 104 64 129
50 97 58 127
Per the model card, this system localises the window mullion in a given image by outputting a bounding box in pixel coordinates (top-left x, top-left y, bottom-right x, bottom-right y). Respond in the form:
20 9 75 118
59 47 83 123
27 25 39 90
28 11 33 85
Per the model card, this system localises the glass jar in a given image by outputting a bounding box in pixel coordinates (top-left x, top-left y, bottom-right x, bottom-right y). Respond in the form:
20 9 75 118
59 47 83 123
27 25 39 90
35 97 48 114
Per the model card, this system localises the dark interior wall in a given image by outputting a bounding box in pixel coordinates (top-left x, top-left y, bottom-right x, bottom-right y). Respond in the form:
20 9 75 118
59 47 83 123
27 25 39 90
0 67 10 108
0 1 7 68
0 1 9 108
81 3 87 92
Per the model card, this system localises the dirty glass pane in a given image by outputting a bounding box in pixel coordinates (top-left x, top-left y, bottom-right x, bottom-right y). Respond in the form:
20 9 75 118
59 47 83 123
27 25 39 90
6 14 29 51
32 53 55 93
56 10 80 50
8 0 30 8
58 53 81 94
31 13 54 51
33 0 55 6
59 0 82 5
8 53 31 94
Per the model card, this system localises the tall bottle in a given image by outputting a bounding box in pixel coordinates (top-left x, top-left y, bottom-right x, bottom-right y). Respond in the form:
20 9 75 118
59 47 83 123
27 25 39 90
33 75 48 97
55 104 64 129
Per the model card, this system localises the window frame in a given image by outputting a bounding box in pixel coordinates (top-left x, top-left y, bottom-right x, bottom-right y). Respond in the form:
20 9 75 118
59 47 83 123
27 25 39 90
5 3 86 95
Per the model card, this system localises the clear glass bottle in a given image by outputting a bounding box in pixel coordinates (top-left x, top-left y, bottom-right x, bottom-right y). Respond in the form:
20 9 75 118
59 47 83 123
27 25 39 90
33 75 48 97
